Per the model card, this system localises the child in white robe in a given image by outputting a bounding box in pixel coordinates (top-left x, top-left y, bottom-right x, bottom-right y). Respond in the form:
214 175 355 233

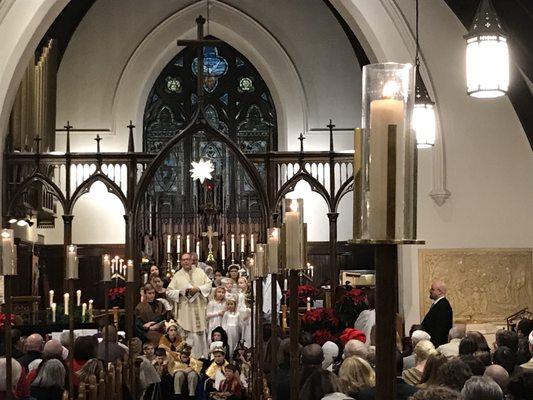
206 287 226 345
221 297 241 358
237 277 252 347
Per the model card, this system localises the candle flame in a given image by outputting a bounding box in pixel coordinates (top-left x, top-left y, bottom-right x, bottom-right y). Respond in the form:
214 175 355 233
1 229 11 239
289 199 299 212
104 254 109 261
127 259 133 266
270 228 279 238
382 80 401 99
68 245 76 252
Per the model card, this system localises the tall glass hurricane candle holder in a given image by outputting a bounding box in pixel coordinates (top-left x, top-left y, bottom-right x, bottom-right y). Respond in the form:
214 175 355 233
354 63 416 241
282 198 304 269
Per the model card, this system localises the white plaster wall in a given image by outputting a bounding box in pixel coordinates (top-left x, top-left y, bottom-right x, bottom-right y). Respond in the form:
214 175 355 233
391 0 533 332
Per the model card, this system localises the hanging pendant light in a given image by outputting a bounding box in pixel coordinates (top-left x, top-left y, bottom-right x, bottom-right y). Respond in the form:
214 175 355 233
412 0 436 148
464 0 509 98
414 70 436 148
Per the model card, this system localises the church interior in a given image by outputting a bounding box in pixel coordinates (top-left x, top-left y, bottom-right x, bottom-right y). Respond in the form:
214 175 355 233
0 0 532 399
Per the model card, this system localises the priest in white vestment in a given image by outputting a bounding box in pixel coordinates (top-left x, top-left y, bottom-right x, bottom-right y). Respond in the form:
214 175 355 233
166 253 212 358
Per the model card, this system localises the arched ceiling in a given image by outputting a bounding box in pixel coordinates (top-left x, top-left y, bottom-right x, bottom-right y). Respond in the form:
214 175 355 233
34 0 533 148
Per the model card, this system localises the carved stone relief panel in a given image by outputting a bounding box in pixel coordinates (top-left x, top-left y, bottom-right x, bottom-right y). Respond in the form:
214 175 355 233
418 249 533 324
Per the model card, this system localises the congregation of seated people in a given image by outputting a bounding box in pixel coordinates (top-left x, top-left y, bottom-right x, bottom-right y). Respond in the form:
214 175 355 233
283 318 533 400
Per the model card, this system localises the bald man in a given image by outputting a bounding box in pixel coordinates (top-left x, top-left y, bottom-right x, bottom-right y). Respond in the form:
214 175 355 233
421 280 453 347
17 333 44 370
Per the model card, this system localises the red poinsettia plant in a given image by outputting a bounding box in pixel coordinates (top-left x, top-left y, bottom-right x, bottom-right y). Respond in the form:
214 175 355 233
0 313 16 327
313 329 338 346
346 288 367 305
108 287 126 301
300 307 341 333
287 285 321 304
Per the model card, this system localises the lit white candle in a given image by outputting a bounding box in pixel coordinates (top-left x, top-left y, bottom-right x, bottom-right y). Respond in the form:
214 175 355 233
49 290 54 308
307 297 311 311
177 235 181 254
221 240 226 259
368 81 404 239
240 234 245 253
310 265 314 278
102 254 111 281
81 302 87 319
51 303 56 323
127 259 134 282
283 278 288 291
76 290 81 306
231 234 235 253
64 293 69 315
186 234 191 253
196 241 201 257
88 299 93 316
143 273 148 284
166 234 171 253
285 199 303 269
250 234 255 253
66 245 78 279
1 229 16 275
114 256 119 273
267 228 279 274
255 244 266 277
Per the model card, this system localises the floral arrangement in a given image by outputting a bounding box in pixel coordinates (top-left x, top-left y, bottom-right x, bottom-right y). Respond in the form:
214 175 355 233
108 287 126 308
334 287 369 328
313 329 338 346
346 288 367 305
287 285 321 305
300 307 341 333
0 313 15 327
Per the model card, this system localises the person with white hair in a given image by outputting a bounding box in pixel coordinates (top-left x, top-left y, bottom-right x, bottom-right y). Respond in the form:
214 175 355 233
437 326 466 358
322 341 339 371
0 358 23 396
403 330 432 370
519 331 533 370
30 358 66 400
402 340 437 386
343 339 369 361
421 280 453 347
461 376 503 400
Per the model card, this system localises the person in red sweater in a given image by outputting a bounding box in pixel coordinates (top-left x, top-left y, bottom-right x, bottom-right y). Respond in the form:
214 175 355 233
212 364 242 399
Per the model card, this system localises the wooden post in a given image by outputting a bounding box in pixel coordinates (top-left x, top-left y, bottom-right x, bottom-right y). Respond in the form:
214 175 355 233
374 244 398 400
254 277 264 399
327 212 339 294
4 276 12 400
270 273 278 400
289 269 300 400
62 214 74 400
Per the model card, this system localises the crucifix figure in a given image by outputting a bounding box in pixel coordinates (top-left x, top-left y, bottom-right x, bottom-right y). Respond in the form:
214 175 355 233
177 15 223 104
202 225 218 262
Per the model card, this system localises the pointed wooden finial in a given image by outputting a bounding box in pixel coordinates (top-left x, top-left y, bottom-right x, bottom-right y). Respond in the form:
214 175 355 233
127 121 135 153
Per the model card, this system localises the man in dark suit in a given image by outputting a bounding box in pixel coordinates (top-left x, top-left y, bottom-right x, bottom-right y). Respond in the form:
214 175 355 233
421 280 453 347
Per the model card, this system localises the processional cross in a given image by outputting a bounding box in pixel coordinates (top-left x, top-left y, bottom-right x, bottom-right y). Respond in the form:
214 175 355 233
202 225 218 262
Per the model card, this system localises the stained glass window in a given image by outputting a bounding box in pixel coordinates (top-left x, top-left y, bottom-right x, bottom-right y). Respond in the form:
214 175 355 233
143 38 277 154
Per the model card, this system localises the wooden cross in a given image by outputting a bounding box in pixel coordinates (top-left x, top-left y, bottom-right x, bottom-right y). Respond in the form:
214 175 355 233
298 133 306 153
33 136 42 154
94 134 102 153
177 15 222 102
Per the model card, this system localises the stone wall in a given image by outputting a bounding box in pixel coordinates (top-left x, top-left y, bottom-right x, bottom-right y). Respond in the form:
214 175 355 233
418 248 533 324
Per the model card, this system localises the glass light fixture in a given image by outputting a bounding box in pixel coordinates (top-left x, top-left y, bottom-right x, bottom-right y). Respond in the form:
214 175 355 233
413 69 436 148
464 0 509 98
